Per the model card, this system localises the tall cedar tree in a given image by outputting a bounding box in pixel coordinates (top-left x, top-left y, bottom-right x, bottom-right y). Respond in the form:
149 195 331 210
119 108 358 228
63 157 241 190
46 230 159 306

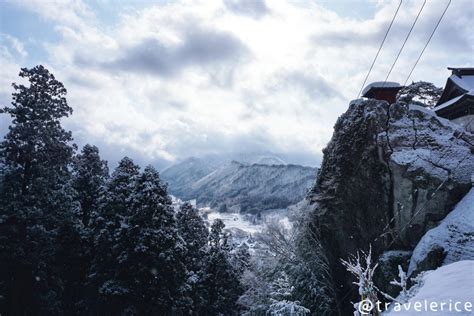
72 144 109 226
201 219 244 315
119 165 189 313
177 202 209 311
0 66 77 314
87 156 139 314
58 144 109 313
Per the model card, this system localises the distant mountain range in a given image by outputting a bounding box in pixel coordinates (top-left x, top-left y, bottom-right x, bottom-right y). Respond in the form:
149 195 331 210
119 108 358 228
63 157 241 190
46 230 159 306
161 154 317 213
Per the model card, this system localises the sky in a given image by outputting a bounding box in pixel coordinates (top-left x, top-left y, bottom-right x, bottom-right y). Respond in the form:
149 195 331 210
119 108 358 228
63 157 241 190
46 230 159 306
0 0 472 169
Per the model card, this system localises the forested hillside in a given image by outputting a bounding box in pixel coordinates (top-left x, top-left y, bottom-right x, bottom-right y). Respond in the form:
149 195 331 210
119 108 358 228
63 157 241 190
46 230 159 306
0 66 250 315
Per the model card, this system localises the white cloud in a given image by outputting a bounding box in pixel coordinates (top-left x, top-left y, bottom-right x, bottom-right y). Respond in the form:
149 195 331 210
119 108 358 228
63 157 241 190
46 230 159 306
1 0 472 167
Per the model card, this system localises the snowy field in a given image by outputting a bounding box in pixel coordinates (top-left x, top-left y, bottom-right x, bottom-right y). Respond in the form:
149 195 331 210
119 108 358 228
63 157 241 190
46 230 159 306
199 207 290 235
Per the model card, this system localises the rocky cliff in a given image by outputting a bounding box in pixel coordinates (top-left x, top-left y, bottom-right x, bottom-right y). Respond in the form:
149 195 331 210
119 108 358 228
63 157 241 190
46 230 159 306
306 98 474 312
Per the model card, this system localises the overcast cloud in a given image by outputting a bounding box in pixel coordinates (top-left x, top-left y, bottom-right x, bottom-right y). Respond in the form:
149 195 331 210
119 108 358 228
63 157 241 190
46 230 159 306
0 0 472 169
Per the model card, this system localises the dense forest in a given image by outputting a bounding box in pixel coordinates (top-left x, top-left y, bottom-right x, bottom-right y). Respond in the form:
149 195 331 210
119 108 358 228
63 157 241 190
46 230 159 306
0 66 332 315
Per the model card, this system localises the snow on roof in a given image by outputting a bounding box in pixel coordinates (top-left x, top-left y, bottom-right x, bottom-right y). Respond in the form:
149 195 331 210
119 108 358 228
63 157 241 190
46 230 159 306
361 81 401 96
450 74 474 92
435 94 464 111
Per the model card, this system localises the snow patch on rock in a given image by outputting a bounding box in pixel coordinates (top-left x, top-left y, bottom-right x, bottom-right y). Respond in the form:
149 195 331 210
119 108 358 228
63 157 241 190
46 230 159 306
408 188 474 276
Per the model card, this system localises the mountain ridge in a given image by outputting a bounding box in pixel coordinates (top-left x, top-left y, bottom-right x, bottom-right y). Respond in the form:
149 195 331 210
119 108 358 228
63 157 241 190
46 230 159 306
161 155 317 213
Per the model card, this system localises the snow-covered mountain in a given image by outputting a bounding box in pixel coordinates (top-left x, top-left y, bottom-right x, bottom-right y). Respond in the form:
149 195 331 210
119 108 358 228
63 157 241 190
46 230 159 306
160 156 222 198
162 155 317 214
161 152 288 197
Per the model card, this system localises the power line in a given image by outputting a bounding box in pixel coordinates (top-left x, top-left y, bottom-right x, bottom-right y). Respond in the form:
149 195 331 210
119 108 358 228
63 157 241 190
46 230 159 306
383 0 427 85
356 0 403 98
403 0 452 86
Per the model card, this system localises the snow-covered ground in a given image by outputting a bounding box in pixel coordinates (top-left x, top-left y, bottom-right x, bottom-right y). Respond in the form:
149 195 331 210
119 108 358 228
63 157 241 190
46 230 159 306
200 207 265 234
385 260 474 315
172 195 290 236
199 207 290 235
408 187 474 275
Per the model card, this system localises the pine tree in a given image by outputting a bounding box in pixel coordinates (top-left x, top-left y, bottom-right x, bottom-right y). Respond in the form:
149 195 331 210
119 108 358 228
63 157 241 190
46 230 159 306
87 156 140 314
72 144 109 226
90 164 190 314
177 202 209 311
121 165 189 313
0 65 77 314
177 202 209 269
53 144 109 313
396 81 443 108
231 242 251 275
201 219 244 315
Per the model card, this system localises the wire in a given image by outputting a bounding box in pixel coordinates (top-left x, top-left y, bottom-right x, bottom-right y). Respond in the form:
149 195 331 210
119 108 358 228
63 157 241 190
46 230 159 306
383 0 427 86
356 0 403 98
403 0 452 86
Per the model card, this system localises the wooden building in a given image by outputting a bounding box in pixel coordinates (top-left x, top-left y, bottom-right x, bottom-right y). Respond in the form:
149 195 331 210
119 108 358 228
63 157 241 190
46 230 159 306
435 67 474 132
362 81 403 104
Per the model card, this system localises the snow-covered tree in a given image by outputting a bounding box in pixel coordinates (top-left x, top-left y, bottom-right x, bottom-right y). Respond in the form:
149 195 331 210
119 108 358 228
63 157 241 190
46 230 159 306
238 259 274 314
99 156 139 220
231 242 251 275
177 202 209 312
341 246 380 316
268 271 310 315
201 219 244 314
177 202 209 269
72 144 109 226
0 65 78 314
396 81 443 108
87 157 140 313
90 165 189 314
124 165 188 313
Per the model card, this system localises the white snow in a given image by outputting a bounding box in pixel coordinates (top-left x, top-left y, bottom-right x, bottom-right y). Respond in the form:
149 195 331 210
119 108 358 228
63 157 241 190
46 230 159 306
408 188 474 275
201 207 264 234
387 105 474 184
436 74 474 111
385 261 474 315
408 104 435 115
450 74 474 92
362 81 401 96
435 94 464 111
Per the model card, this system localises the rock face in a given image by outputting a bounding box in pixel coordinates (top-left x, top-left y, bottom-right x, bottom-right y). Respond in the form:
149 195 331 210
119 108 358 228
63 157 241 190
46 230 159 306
307 99 474 312
408 187 474 277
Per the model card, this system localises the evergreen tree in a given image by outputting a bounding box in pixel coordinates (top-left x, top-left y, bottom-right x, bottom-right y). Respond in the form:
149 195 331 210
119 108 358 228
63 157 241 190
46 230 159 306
231 242 251 275
72 144 109 226
0 65 77 314
287 222 336 315
123 165 188 313
87 156 139 313
54 144 109 313
177 202 209 311
90 164 190 314
177 202 209 269
396 81 443 108
201 219 244 315
267 271 310 315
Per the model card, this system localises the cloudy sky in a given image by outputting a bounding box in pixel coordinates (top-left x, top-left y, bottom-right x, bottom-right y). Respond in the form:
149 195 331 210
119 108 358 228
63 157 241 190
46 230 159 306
0 0 472 168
